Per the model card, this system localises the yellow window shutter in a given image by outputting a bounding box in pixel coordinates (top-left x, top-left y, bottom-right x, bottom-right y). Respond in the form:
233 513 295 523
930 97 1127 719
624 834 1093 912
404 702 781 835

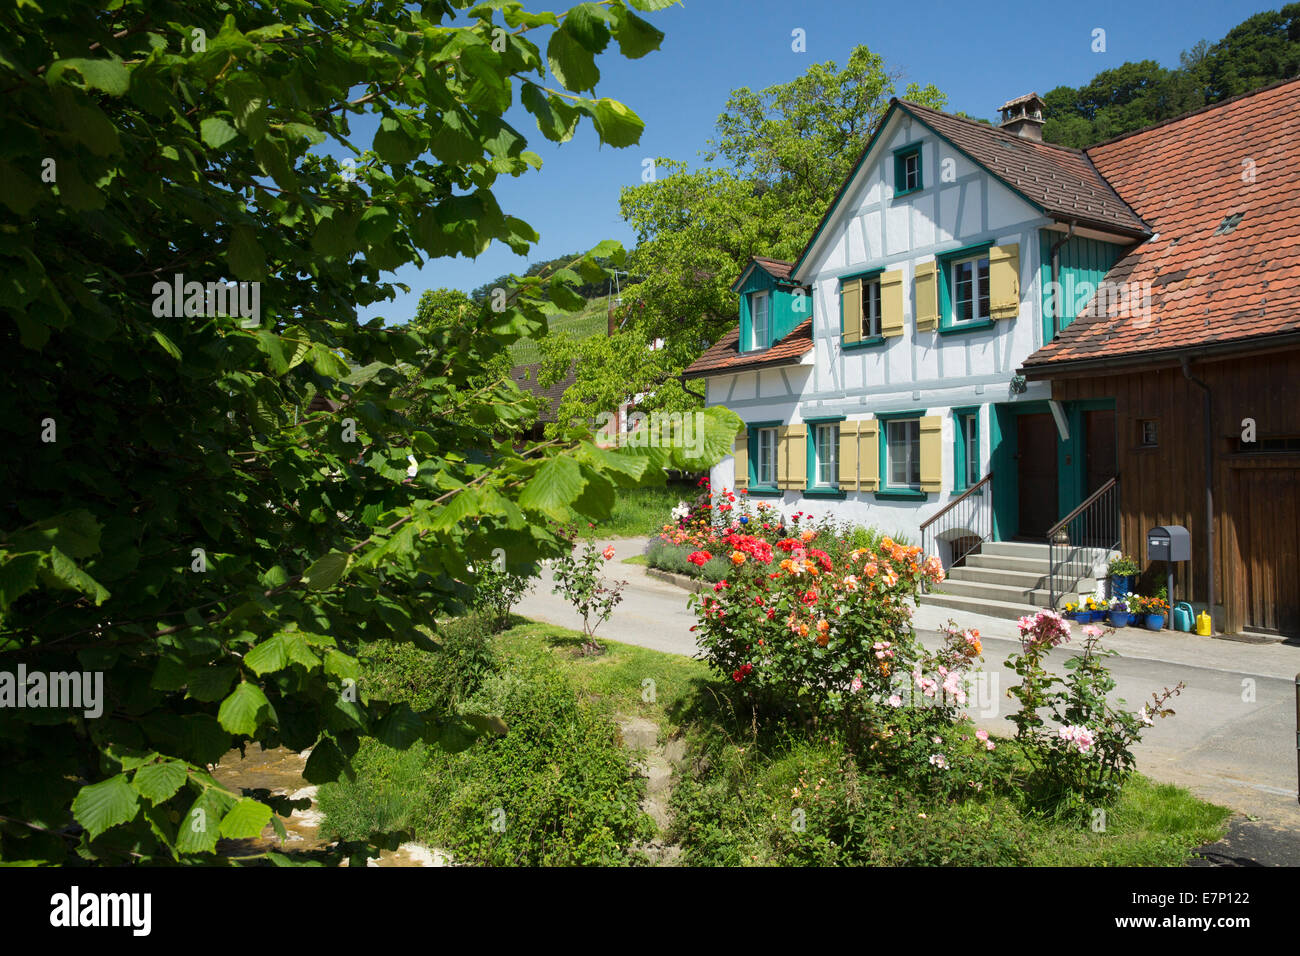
988 243 1020 319
837 420 859 490
919 415 942 492
859 419 880 490
841 278 862 344
778 425 806 489
914 261 938 331
733 428 748 491
879 269 904 337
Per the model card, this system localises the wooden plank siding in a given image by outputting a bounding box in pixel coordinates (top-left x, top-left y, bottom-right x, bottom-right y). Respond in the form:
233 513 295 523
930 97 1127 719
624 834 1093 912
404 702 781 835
1048 348 1300 635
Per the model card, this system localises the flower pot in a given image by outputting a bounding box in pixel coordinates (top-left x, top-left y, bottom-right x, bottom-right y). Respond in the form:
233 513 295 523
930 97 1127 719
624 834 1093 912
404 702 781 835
1107 610 1132 627
1088 610 1105 623
1144 613 1164 631
1109 574 1134 599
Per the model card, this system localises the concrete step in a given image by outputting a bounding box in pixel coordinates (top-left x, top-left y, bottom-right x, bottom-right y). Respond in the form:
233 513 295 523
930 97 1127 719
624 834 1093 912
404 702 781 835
919 590 1041 622
979 541 1053 559
949 565 1100 594
936 578 1061 608
964 553 1053 574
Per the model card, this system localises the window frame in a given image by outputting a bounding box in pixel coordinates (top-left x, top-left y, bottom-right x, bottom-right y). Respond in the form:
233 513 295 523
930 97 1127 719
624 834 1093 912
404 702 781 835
1139 419 1159 448
861 276 882 339
803 416 846 498
937 240 996 334
952 405 982 492
840 268 887 349
750 290 771 352
893 144 923 196
746 421 782 495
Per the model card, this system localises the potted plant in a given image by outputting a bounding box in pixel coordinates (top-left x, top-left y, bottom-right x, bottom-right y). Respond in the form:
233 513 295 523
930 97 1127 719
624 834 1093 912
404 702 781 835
1063 601 1086 623
1107 595 1133 628
1142 595 1168 630
1084 594 1105 622
1107 554 1139 599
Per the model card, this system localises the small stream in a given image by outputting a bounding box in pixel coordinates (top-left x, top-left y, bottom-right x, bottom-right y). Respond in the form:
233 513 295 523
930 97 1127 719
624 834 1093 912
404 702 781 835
211 745 451 866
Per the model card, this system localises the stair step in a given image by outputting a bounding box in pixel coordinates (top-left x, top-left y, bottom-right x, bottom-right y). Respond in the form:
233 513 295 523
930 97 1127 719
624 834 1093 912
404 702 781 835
936 579 1060 608
919 591 1040 622
978 541 1053 558
964 553 1052 573
948 565 1099 593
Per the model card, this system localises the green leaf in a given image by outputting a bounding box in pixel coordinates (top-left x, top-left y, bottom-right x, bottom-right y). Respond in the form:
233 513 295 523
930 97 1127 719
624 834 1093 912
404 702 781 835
323 650 360 682
227 227 266 281
243 635 289 676
609 8 665 58
302 737 348 784
627 0 678 10
48 57 130 95
303 551 351 591
186 665 236 702
585 98 645 147
72 775 139 839
200 116 239 150
546 28 600 93
374 703 424 750
564 3 613 53
151 328 182 360
219 798 272 839
0 553 42 609
521 84 580 143
518 455 586 520
218 682 273 737
40 546 109 604
373 115 422 165
132 761 188 805
255 331 289 375
176 788 235 854
0 161 41 214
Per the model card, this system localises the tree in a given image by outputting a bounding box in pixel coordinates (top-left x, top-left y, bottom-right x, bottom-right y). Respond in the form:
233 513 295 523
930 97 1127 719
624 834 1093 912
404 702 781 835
543 47 946 435
1200 3 1300 101
0 0 739 866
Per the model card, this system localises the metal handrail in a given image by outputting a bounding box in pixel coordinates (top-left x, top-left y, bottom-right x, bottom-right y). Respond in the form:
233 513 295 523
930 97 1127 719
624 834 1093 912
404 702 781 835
1047 475 1121 610
920 472 993 532
1047 475 1118 539
920 473 994 591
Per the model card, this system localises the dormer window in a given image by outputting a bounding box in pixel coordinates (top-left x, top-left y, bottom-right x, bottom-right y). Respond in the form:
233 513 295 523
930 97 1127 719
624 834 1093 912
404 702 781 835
894 145 922 195
751 291 770 350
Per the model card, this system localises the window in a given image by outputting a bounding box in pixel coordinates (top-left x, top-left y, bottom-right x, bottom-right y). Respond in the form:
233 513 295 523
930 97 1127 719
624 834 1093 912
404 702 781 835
756 427 778 486
895 146 922 195
751 291 770 350
1139 419 1159 447
813 423 839 488
861 277 882 339
1235 434 1300 454
950 254 990 324
956 411 980 488
886 419 921 490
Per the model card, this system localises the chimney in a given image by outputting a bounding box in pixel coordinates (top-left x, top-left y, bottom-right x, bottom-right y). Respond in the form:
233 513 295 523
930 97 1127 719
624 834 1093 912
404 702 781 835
998 92 1045 142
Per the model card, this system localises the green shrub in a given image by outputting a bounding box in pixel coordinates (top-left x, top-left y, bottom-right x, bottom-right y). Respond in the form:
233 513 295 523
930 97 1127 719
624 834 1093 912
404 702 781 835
646 537 729 581
359 616 498 714
471 563 534 633
323 641 653 865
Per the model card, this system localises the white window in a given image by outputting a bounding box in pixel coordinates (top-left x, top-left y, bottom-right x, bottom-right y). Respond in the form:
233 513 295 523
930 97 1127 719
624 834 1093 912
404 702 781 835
814 423 839 488
751 291 770 350
756 427 777 486
950 254 990 324
861 278 881 339
901 151 920 192
886 419 921 490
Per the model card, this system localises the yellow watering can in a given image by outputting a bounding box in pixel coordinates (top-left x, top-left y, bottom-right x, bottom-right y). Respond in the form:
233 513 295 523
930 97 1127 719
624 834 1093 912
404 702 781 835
1195 610 1212 636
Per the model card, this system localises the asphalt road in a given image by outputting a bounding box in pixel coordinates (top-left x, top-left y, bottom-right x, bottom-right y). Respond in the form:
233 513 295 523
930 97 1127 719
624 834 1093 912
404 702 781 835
517 536 1300 845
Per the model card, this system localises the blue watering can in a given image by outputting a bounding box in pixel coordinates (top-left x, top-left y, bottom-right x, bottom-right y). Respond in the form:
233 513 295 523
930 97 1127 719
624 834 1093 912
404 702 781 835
1172 602 1194 632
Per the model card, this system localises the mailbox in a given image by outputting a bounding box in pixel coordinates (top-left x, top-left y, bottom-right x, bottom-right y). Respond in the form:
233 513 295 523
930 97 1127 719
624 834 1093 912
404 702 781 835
1147 525 1191 562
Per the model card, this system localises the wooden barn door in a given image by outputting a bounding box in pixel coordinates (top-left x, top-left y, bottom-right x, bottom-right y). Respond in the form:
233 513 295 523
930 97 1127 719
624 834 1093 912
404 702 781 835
1233 467 1300 634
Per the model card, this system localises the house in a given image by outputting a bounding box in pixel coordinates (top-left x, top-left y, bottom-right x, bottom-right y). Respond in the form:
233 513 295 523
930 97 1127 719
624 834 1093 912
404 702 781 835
685 91 1154 619
511 362 578 442
1020 77 1300 637
686 79 1300 635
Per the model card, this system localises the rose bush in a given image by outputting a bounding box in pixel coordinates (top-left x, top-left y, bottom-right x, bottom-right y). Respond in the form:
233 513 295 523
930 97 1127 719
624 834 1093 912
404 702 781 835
1005 612 1185 811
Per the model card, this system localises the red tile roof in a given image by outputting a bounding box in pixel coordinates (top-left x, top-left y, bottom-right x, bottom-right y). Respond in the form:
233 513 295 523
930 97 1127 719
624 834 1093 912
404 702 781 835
682 319 813 379
752 256 797 282
1024 78 1300 371
897 101 1150 239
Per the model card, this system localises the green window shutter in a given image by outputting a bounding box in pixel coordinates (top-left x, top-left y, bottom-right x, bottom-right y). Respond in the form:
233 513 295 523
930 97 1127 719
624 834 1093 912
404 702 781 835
919 415 942 492
841 277 862 344
733 427 748 491
859 419 879 490
988 243 1020 319
914 261 938 331
838 420 859 490
880 269 904 337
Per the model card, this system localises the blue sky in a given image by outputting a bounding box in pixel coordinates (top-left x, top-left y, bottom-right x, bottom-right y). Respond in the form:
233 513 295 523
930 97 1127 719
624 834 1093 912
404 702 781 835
358 0 1276 323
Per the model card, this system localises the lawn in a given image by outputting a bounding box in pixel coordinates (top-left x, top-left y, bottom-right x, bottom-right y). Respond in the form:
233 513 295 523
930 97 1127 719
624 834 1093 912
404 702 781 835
601 483 696 538
318 617 1231 867
508 297 612 365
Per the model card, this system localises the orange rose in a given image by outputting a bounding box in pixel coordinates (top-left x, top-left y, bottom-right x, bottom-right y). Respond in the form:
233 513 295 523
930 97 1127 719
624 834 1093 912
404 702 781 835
730 551 746 565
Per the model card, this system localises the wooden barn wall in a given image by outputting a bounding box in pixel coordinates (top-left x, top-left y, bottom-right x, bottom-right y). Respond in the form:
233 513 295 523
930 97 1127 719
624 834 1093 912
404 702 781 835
1049 349 1300 633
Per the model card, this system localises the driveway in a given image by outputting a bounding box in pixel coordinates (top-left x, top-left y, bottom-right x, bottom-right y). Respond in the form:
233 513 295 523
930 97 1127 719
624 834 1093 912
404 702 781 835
517 536 1300 839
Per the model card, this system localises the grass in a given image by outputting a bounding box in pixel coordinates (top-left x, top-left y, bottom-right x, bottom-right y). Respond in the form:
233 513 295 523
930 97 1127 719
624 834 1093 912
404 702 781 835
319 616 1231 867
621 554 648 566
601 483 696 538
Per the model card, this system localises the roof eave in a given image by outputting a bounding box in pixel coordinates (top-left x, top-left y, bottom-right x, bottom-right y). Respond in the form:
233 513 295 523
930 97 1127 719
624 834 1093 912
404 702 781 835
1020 329 1300 378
